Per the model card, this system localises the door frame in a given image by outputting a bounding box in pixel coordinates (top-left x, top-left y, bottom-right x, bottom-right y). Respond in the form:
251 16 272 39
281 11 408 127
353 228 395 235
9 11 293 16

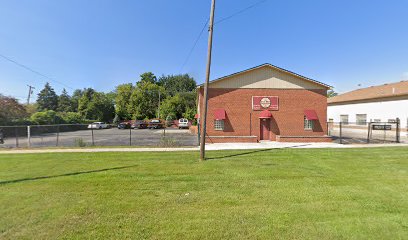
260 118 270 140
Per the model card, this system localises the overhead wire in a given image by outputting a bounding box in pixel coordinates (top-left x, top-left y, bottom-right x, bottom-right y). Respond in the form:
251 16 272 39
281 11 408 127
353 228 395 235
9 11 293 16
179 0 268 71
0 53 74 90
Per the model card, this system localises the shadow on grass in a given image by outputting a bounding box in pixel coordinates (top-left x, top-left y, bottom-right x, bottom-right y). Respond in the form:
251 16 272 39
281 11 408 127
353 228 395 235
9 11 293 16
0 164 139 185
205 148 274 160
205 144 312 161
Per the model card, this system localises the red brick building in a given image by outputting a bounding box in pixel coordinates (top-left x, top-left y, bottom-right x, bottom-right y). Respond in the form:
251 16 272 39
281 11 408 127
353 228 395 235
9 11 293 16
197 64 332 143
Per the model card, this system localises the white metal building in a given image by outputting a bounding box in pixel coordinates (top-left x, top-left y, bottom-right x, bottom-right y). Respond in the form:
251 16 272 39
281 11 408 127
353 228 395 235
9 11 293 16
328 81 408 137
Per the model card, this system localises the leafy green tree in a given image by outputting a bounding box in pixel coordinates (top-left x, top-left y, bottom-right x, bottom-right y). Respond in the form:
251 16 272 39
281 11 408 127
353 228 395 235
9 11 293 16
78 90 114 122
78 88 96 118
158 74 197 96
327 89 338 98
113 114 121 125
71 89 84 112
37 82 58 111
128 82 165 119
137 72 157 87
114 83 134 120
0 94 27 125
159 94 185 120
183 107 196 120
57 112 83 124
58 88 72 112
30 110 62 125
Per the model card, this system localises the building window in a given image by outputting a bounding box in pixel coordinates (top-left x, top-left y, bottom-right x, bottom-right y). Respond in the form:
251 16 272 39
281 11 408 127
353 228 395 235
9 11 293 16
340 115 349 125
388 119 397 123
356 114 367 125
373 119 381 123
214 120 224 131
304 116 313 130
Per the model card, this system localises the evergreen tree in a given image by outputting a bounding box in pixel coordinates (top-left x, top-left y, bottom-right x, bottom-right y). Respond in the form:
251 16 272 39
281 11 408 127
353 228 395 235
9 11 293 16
37 82 58 111
57 88 72 112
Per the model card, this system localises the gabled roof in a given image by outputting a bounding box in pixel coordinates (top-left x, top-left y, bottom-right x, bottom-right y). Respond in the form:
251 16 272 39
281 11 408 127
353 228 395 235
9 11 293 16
328 80 408 104
198 63 331 89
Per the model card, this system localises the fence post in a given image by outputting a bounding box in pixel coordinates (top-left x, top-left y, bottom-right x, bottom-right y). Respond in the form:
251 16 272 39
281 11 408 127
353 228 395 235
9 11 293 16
129 127 132 146
27 126 31 148
367 122 371 143
197 120 200 146
56 125 60 147
326 122 329 136
396 118 400 143
339 122 343 144
91 127 94 146
15 127 19 148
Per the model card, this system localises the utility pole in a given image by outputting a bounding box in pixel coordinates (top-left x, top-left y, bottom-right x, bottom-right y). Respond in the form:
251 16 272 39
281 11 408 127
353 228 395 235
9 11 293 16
158 90 161 119
27 85 35 105
200 0 216 161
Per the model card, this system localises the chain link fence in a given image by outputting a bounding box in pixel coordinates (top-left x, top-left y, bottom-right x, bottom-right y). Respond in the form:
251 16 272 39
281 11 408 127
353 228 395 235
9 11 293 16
327 119 404 144
0 123 198 148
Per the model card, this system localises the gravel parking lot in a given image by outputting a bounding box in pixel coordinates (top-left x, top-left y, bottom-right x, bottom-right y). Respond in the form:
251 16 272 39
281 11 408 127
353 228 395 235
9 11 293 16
0 128 198 148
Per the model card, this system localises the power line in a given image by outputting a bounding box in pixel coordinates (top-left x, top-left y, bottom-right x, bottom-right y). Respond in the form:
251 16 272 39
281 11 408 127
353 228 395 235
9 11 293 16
0 53 74 90
179 18 209 72
214 0 268 25
179 0 268 72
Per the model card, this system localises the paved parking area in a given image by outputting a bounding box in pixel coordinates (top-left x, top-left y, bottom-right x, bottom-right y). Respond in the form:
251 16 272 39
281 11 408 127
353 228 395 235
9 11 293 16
0 128 198 148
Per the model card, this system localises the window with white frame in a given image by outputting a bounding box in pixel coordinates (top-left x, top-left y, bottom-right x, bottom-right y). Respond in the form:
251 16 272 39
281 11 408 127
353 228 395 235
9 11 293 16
304 116 313 130
356 114 367 125
214 120 224 131
340 115 349 125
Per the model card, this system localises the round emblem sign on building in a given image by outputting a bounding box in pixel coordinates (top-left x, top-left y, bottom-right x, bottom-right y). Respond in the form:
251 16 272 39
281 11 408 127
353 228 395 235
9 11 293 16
260 98 271 108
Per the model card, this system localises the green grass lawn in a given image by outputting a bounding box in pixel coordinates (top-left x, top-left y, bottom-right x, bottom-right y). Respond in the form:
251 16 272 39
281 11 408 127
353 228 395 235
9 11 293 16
1 148 407 239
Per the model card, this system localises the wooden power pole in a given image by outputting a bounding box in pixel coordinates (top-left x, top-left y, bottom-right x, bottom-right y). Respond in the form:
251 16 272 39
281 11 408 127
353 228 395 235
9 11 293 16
200 0 216 161
27 85 35 105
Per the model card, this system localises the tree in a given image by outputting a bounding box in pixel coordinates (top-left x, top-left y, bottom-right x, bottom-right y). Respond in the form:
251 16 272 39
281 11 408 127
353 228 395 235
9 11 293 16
58 112 83 124
159 92 197 120
158 74 196 96
327 89 338 98
58 88 72 112
37 82 59 111
78 88 96 118
71 89 84 112
137 72 157 87
0 94 27 125
128 82 165 119
159 94 185 120
114 83 134 120
30 110 62 125
78 89 114 122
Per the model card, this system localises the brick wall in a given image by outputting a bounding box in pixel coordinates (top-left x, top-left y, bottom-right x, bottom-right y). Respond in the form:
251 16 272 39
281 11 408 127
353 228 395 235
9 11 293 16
198 88 329 143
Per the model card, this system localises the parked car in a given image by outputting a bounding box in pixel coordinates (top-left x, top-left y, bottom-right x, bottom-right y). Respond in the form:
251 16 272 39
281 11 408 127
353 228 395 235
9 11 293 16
117 122 131 129
178 118 189 129
87 122 109 129
132 120 148 129
148 119 164 129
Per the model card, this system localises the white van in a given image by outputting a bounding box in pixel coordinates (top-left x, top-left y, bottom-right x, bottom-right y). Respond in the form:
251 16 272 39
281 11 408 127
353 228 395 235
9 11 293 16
178 118 189 129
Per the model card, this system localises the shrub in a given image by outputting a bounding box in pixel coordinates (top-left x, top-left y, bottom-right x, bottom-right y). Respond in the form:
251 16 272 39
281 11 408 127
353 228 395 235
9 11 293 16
158 137 179 148
30 110 63 125
58 112 83 124
74 138 87 147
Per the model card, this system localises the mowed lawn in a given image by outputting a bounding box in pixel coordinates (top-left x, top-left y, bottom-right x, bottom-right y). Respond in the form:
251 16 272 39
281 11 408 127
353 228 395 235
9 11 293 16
0 148 407 239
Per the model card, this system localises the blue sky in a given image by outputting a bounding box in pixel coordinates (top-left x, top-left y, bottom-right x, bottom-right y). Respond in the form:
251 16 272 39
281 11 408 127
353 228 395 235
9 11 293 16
1 0 408 102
